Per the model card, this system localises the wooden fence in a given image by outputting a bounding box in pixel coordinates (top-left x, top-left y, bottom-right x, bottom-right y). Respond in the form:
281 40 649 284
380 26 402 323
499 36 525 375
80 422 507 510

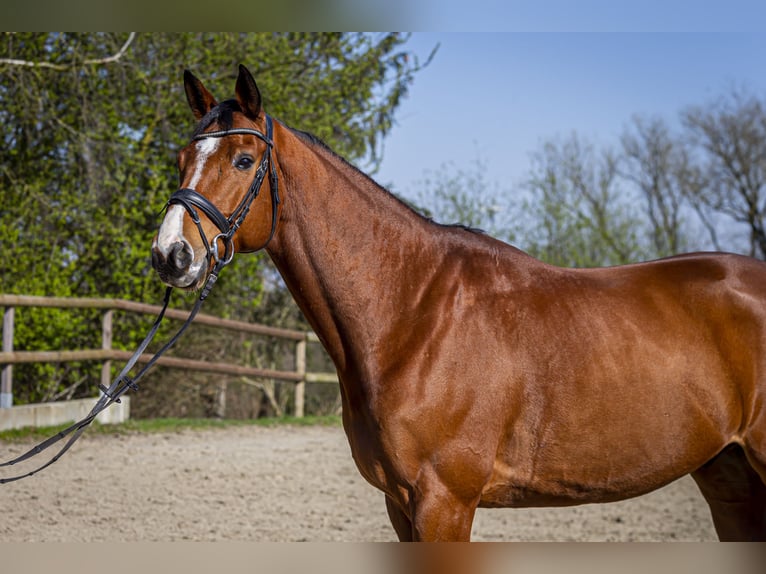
0 294 338 418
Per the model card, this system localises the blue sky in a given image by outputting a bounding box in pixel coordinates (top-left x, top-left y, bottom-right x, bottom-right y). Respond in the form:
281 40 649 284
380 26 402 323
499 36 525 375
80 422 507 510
408 1 766 32
374 32 766 201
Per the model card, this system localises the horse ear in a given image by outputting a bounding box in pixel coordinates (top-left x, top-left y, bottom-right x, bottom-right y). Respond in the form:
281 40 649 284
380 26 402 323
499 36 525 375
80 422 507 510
184 70 218 120
235 64 262 120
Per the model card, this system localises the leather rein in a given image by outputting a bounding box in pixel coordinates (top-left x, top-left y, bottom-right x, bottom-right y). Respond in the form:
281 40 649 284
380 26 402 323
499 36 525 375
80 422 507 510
0 116 279 483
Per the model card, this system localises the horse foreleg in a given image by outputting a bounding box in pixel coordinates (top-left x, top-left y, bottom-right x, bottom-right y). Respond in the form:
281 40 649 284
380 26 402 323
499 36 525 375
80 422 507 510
385 494 414 541
383 477 478 541
408 471 478 541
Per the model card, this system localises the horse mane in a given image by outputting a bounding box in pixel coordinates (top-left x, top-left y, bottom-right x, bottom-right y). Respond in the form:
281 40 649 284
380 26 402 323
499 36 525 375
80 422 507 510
288 126 484 236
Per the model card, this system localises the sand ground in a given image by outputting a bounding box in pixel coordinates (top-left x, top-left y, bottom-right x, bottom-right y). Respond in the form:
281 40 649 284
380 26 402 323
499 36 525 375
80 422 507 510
0 424 717 542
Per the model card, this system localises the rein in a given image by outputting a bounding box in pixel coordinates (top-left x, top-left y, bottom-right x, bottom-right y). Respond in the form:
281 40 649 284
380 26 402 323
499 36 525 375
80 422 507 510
0 116 279 484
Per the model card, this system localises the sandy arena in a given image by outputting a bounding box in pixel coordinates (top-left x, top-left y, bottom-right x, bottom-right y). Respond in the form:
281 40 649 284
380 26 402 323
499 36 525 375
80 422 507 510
0 424 717 542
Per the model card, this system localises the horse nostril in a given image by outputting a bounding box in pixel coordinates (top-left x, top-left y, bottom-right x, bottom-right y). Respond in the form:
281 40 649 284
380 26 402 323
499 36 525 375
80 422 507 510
169 241 193 270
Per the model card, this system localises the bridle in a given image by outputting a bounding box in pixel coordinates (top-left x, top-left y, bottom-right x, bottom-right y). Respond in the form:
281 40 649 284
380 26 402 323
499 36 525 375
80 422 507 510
0 115 280 483
167 114 280 300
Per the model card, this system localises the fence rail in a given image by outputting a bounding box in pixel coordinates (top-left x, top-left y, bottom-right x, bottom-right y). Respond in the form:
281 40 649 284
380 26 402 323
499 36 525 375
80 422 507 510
0 294 338 417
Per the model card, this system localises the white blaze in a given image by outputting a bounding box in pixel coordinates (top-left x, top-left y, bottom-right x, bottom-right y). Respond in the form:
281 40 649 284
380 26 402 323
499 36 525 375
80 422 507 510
155 204 186 255
189 137 220 190
155 137 220 256
152 137 220 286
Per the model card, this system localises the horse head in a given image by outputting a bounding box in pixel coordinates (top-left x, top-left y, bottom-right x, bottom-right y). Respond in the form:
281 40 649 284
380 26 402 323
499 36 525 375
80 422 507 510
152 65 279 291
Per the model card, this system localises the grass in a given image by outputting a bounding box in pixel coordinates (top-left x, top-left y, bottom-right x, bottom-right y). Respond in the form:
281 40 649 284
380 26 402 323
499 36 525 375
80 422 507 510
0 414 342 442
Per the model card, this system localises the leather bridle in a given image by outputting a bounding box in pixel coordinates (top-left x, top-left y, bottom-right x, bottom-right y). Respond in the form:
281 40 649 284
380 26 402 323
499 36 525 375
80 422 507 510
167 114 280 299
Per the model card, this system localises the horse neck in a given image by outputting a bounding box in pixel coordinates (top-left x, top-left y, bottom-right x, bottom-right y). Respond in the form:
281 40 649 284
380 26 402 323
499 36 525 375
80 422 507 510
265 126 440 375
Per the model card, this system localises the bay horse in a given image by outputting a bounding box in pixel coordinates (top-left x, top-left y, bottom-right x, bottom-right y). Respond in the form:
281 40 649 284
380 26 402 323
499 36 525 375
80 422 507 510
152 65 766 541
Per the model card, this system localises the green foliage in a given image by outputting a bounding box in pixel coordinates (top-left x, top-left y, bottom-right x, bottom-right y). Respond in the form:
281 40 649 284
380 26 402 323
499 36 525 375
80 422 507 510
0 32 427 405
521 135 651 268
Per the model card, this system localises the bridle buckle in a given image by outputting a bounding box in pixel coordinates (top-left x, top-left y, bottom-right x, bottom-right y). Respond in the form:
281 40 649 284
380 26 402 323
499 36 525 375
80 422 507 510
211 233 235 265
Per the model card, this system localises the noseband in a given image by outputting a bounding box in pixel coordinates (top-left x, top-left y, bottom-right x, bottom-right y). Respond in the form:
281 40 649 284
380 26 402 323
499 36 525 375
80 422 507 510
166 114 280 299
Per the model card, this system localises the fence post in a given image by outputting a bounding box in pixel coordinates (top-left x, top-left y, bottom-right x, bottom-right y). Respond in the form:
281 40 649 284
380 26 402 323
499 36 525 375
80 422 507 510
294 336 306 418
1 306 14 408
101 309 113 391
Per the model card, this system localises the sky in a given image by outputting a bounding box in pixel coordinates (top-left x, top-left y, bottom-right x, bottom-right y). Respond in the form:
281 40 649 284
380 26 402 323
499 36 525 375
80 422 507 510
408 0 766 32
374 32 766 203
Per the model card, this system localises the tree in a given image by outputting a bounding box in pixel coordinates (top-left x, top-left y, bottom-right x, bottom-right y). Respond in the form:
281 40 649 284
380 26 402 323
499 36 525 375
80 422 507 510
405 156 516 241
521 134 649 268
0 32 431 406
407 92 766 274
620 115 689 257
681 89 766 258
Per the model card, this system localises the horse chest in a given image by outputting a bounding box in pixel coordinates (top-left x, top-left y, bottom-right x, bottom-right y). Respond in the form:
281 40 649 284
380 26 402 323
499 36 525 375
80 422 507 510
341 417 399 495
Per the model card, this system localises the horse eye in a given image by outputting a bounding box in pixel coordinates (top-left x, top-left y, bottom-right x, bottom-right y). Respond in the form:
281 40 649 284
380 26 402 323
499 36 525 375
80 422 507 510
235 155 254 171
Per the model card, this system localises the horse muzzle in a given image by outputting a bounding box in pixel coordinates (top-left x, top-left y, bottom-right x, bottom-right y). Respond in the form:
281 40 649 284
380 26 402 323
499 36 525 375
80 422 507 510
151 237 207 290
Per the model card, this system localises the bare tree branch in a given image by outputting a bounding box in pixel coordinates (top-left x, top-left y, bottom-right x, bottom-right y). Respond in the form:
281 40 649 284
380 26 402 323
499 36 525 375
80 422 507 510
682 89 766 258
0 32 135 70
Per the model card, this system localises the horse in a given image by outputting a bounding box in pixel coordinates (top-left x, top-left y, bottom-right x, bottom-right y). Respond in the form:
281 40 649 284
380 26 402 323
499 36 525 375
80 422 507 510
151 64 766 541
